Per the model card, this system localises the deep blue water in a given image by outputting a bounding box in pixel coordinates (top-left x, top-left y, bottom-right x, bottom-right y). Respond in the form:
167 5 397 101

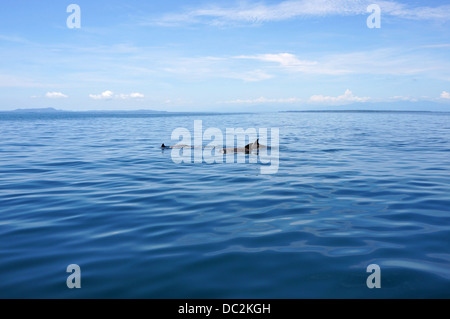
0 111 449 298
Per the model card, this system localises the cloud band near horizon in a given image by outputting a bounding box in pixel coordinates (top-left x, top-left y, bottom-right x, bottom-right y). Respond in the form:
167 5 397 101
222 89 450 105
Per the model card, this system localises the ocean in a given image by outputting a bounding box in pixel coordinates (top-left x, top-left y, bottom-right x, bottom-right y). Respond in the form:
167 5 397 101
0 111 449 298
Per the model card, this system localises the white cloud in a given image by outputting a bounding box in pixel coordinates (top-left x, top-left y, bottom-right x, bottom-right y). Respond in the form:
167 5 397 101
89 90 145 100
129 92 145 98
45 92 68 98
117 92 145 99
441 91 450 99
89 90 114 100
309 89 370 105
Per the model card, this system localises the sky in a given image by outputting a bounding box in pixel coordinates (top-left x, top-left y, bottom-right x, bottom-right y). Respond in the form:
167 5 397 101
0 0 450 112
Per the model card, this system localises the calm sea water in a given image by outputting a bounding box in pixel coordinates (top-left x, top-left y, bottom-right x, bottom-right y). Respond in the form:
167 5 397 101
0 111 449 299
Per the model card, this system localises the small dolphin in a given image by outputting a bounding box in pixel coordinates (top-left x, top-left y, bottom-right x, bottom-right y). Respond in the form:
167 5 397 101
161 143 190 149
161 139 267 153
221 139 267 154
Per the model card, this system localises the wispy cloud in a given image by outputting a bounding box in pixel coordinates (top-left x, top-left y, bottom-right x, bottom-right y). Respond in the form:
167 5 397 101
0 34 34 44
421 44 450 49
0 74 52 88
235 53 348 75
236 53 318 70
226 69 274 82
378 1 450 20
161 50 403 82
148 0 450 26
234 49 447 76
161 56 274 82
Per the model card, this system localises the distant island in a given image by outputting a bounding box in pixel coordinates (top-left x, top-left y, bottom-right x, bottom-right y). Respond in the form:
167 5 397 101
11 107 63 113
281 110 434 113
6 107 168 114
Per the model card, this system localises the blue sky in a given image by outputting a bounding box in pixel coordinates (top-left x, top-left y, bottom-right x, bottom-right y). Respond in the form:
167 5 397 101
1 0 450 111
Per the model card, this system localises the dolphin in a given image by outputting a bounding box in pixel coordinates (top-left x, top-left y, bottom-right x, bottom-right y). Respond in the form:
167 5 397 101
161 143 190 149
221 139 267 154
161 139 267 153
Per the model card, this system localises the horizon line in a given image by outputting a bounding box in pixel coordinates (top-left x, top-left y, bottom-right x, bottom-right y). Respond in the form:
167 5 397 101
1 107 450 114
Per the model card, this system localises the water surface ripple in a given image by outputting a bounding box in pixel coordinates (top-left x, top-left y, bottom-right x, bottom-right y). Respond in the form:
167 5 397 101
0 111 449 298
